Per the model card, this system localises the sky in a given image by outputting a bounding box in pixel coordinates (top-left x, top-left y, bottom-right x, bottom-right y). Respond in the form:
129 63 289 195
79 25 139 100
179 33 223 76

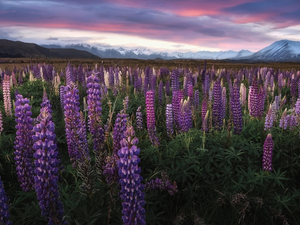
0 0 300 53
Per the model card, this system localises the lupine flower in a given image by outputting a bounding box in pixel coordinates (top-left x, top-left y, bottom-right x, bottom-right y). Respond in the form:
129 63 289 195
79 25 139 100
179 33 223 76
146 90 159 146
295 98 300 116
204 74 210 95
0 176 12 225
144 67 150 95
262 134 274 171
60 86 65 110
14 94 34 192
188 84 193 103
213 79 223 130
279 109 287 129
109 67 114 87
145 172 178 196
171 69 179 92
166 104 173 137
136 106 143 130
118 126 146 225
158 81 163 105
123 96 129 112
240 83 247 106
3 75 12 117
264 105 273 131
222 87 227 119
258 87 265 118
64 84 89 166
202 110 209 132
33 108 67 225
66 64 73 86
194 90 199 109
250 77 259 118
165 81 170 96
230 80 243 134
287 115 298 130
0 111 3 135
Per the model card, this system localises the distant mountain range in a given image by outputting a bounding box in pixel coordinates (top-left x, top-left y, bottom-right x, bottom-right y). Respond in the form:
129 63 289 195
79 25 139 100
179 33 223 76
1 39 300 62
41 43 253 60
0 39 100 59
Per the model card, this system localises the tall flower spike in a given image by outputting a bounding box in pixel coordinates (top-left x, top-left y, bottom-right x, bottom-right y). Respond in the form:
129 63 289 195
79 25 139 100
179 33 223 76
33 108 67 225
222 87 227 119
60 85 65 110
0 111 3 135
64 84 89 167
118 126 146 225
0 176 12 225
194 90 199 109
264 104 273 131
166 104 173 137
213 79 223 130
14 94 34 192
3 75 12 117
158 81 163 105
146 90 159 146
136 106 143 130
230 80 243 134
262 134 274 171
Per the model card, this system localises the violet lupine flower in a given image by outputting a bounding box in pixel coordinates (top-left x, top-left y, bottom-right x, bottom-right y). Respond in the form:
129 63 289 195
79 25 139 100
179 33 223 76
213 79 223 130
158 81 163 105
118 126 146 225
204 74 210 95
194 90 199 109
3 75 12 117
202 110 209 132
0 111 3 135
165 81 170 96
146 90 159 146
230 80 243 134
103 110 127 185
240 83 247 106
287 115 298 130
33 108 67 225
258 87 265 118
123 96 129 112
14 94 34 192
115 67 119 86
171 69 179 92
249 77 260 118
41 90 52 114
279 109 287 129
136 106 143 130
66 64 73 86
60 86 65 110
298 79 300 98
262 134 274 171
166 104 173 137
201 97 208 124
109 67 114 87
188 84 193 103
145 172 178 196
144 67 150 95
182 99 193 132
64 84 89 167
264 105 273 131
221 87 227 119
0 176 12 225
295 98 300 116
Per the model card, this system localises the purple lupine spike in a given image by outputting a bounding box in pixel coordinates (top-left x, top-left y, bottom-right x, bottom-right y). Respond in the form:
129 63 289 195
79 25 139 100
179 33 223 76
145 172 178 196
250 77 259 118
64 84 89 167
194 90 199 109
221 87 227 119
146 90 159 146
0 176 12 225
183 99 193 132
103 111 127 185
188 84 193 103
136 106 143 130
298 78 300 98
279 109 287 129
3 75 12 117
158 81 163 105
0 111 3 135
262 134 274 171
109 67 114 87
264 105 273 131
33 108 67 225
60 85 65 110
230 80 243 134
171 69 179 92
240 83 247 107
295 98 300 116
201 96 208 123
118 126 146 225
14 95 34 192
40 90 52 114
165 80 170 96
166 104 173 137
115 67 119 86
213 79 223 130
66 63 73 86
204 74 210 95
144 67 150 95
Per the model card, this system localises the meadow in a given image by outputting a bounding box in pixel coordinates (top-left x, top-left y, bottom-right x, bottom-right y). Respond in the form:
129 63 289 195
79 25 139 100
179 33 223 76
0 59 299 225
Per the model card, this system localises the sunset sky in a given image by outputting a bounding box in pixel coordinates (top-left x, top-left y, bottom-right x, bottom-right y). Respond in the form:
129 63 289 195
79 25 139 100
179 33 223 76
0 0 300 52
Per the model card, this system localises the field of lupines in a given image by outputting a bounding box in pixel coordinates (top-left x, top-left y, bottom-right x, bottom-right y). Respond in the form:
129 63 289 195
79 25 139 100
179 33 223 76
0 61 300 225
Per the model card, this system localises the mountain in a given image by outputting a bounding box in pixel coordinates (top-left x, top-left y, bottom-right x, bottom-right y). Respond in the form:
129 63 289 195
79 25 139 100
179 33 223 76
41 43 253 60
235 40 300 62
0 39 100 59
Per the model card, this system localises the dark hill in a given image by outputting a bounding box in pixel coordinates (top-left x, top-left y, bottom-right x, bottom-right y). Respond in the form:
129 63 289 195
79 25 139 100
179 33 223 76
0 39 100 59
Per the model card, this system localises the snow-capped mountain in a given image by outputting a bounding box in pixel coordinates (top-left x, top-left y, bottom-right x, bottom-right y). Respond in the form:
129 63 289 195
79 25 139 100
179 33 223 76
238 40 300 62
41 43 253 60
